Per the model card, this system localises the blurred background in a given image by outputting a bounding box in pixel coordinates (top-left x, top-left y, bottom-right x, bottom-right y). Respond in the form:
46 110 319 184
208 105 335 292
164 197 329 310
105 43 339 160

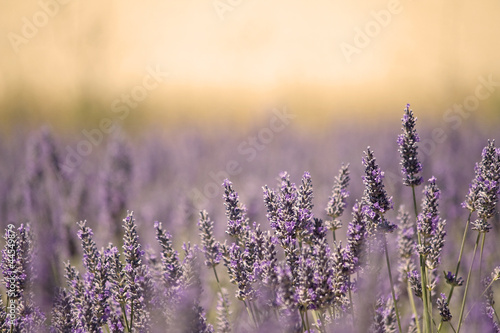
1 1 500 323
1 0 500 132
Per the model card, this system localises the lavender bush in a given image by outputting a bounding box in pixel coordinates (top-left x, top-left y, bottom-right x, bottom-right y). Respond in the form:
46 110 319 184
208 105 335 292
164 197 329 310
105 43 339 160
0 105 499 332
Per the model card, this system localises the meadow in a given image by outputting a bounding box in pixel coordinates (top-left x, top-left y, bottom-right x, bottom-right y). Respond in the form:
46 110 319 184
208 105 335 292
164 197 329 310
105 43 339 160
0 105 499 332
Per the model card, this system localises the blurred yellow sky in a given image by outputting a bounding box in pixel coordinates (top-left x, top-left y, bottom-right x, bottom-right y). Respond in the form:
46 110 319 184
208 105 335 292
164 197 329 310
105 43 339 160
1 0 499 130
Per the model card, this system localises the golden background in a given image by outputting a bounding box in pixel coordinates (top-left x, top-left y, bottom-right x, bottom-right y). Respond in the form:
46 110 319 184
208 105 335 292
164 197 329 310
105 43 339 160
1 0 499 132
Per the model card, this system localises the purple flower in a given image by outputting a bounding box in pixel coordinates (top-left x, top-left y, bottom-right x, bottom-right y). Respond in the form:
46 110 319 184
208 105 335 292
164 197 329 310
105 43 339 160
416 178 446 270
362 147 395 234
325 164 350 231
197 210 222 268
223 179 249 241
398 104 423 187
437 293 452 322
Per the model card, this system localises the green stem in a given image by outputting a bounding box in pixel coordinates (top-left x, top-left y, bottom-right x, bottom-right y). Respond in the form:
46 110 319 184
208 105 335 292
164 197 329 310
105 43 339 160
348 275 355 326
383 234 402 333
299 309 306 331
121 302 131 332
464 277 496 320
438 211 472 332
304 309 311 332
412 185 419 218
243 300 258 328
408 281 422 333
130 302 134 332
478 232 486 281
332 230 336 242
449 212 472 301
457 232 481 333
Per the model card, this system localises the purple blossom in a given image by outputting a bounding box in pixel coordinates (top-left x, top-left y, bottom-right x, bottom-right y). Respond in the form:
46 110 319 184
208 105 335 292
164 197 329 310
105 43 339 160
398 104 423 187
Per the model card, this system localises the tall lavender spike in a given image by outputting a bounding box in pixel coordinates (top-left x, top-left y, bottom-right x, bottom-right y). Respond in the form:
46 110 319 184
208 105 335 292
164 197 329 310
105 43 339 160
436 293 452 322
216 289 231 333
370 297 397 333
346 202 367 272
122 211 150 331
397 206 416 284
222 243 253 301
198 210 222 268
77 220 110 328
416 177 446 270
263 172 300 249
326 164 350 232
398 104 423 187
296 172 315 242
154 221 182 290
50 288 73 332
464 140 500 214
362 147 395 234
223 179 249 241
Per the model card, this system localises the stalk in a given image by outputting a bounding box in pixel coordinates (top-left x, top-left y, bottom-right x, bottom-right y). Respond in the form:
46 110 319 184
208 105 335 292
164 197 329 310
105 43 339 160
383 234 402 333
304 309 311 332
413 185 431 333
464 277 496 320
456 232 481 333
438 212 472 332
120 302 131 332
478 233 486 281
407 281 422 333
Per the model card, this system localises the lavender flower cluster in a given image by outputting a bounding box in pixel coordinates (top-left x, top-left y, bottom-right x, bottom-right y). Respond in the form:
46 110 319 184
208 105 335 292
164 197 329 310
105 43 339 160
0 105 499 332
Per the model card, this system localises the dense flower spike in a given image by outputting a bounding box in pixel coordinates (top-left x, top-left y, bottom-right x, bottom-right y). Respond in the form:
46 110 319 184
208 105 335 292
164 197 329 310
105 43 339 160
198 210 222 268
222 243 253 301
436 293 452 322
296 172 315 242
122 211 151 331
398 104 423 187
155 220 182 290
416 177 447 270
216 289 231 333
362 147 395 233
325 164 350 232
397 206 416 284
223 179 249 240
370 298 397 333
346 202 367 272
464 140 500 216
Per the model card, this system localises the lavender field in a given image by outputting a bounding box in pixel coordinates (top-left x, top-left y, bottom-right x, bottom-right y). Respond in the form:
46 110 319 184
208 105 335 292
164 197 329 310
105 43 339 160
1 105 500 333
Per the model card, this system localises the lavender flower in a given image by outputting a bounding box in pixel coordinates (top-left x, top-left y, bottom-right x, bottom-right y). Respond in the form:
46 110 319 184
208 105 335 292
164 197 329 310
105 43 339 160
77 220 110 328
154 221 182 290
396 206 416 285
263 172 299 249
398 104 423 187
436 293 452 322
444 271 464 287
216 289 231 333
408 271 422 298
50 288 72 332
370 297 397 333
346 202 367 272
362 147 395 234
223 179 249 241
416 177 446 270
198 210 222 268
122 211 150 331
325 164 350 232
222 243 253 301
464 140 500 214
296 172 315 242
